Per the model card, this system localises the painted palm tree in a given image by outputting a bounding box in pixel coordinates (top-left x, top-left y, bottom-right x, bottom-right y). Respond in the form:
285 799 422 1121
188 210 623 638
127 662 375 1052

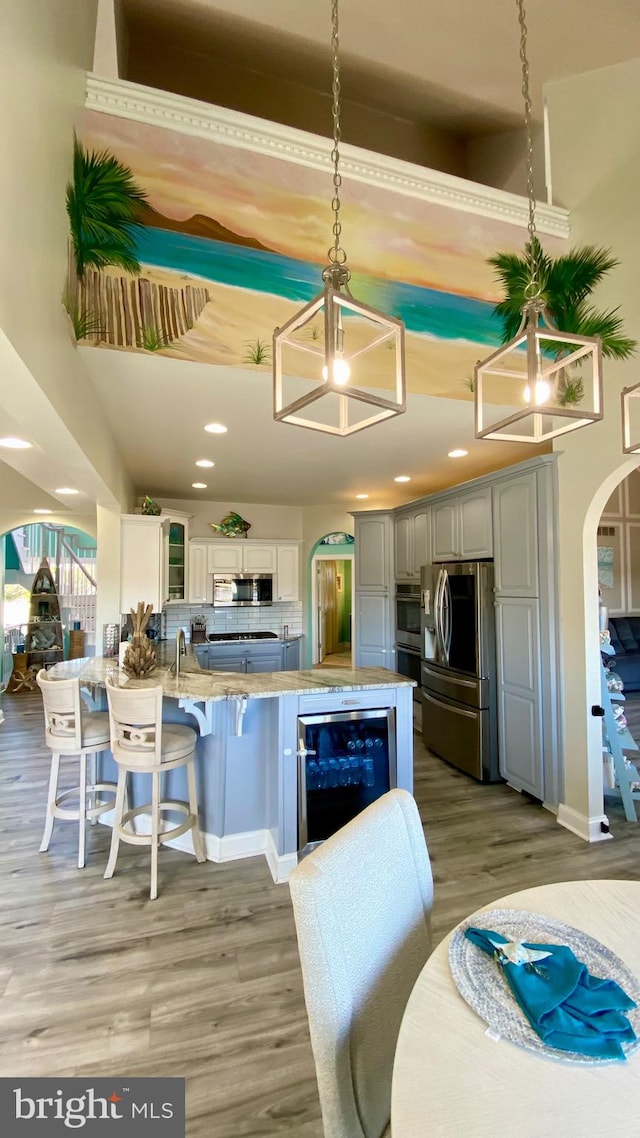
489 238 636 402
66 135 148 279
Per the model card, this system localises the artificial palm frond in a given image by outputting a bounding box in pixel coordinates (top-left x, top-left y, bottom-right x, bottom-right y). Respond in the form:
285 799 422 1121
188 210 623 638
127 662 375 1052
489 236 637 361
66 134 148 279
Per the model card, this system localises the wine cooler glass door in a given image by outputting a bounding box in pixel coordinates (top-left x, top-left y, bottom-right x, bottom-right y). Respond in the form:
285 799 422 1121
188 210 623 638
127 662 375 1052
297 708 397 855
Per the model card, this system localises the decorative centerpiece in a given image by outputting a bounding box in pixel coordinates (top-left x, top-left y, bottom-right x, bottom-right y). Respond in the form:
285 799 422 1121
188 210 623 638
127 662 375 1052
122 602 157 677
141 495 161 516
210 511 251 538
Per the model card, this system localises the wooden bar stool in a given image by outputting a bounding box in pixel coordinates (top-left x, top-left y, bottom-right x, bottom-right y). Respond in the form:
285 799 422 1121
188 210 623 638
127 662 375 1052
104 678 206 900
36 669 117 868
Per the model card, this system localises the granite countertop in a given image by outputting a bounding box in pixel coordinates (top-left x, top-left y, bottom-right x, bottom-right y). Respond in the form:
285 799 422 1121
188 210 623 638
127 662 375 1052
49 652 415 702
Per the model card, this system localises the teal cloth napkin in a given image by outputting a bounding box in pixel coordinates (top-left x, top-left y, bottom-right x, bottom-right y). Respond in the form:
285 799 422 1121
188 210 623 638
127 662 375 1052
465 926 637 1060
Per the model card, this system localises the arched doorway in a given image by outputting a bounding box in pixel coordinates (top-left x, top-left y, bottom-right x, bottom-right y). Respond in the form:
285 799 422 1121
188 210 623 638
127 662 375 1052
308 533 354 667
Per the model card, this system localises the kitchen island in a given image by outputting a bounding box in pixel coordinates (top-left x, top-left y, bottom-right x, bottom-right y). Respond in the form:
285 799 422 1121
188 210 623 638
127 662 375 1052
50 654 415 882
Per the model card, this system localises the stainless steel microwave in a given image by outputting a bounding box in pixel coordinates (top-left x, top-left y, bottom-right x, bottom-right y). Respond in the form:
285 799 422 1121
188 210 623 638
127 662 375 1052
212 573 273 607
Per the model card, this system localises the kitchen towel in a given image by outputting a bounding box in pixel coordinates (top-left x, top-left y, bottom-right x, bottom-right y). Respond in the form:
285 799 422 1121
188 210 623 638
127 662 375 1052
464 926 637 1059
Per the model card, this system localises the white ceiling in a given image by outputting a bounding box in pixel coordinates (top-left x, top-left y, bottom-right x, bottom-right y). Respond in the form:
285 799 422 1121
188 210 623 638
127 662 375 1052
81 348 543 508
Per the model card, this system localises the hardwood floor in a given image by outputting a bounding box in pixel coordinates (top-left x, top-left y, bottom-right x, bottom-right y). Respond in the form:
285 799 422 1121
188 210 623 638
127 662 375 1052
1 690 639 1136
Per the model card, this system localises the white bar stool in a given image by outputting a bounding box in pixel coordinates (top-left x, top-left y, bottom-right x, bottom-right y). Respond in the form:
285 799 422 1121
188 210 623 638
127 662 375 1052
104 677 206 900
36 669 117 868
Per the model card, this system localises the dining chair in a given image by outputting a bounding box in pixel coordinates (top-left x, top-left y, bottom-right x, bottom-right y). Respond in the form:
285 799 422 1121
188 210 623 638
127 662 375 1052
288 788 434 1138
36 668 116 868
104 677 206 900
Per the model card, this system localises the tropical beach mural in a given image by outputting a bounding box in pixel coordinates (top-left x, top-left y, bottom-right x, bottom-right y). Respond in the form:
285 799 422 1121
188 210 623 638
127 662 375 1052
67 107 568 398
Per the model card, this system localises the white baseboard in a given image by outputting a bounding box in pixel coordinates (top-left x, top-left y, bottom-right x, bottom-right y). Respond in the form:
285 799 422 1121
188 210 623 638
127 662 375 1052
264 830 298 884
99 813 297 882
557 803 613 842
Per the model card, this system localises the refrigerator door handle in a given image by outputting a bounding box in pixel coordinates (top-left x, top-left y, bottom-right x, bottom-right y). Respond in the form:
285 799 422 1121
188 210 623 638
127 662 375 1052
434 569 445 662
441 568 452 666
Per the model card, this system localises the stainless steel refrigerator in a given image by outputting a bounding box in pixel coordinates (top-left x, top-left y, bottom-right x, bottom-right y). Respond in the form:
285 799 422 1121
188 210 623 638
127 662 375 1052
420 561 499 782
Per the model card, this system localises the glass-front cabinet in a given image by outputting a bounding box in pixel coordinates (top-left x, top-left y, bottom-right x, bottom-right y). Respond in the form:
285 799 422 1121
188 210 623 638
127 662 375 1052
167 521 186 603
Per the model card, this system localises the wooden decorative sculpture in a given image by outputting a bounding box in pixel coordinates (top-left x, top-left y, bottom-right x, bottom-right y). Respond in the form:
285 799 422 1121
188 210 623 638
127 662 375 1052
122 602 157 677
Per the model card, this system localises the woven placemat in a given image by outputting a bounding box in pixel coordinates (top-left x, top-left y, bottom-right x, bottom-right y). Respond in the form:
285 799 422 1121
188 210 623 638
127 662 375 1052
449 908 640 1065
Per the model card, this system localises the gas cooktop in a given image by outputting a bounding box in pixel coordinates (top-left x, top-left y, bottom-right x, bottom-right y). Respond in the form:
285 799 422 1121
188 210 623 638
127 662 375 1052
207 631 278 642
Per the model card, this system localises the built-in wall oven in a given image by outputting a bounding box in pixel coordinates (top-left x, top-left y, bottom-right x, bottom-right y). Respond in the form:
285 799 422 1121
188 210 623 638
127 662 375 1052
395 582 421 651
396 643 422 699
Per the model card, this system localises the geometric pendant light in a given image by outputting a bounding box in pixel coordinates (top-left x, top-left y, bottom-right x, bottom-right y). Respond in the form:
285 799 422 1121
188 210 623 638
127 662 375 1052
474 0 603 443
621 384 640 453
273 0 406 435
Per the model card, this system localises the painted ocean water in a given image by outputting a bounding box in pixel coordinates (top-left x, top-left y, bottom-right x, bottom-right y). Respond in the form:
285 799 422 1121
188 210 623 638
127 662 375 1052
134 228 503 348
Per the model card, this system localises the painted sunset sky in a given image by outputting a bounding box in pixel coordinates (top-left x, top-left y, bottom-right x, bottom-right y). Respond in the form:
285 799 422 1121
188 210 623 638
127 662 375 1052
81 108 566 396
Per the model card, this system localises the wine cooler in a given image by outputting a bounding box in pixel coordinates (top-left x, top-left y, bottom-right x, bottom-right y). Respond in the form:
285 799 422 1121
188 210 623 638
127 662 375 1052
297 708 397 855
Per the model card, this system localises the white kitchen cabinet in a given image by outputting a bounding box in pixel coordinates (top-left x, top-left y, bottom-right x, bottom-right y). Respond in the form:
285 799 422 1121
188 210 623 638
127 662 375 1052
243 545 277 573
275 545 299 602
121 512 191 611
205 542 291 577
121 515 169 613
207 544 243 573
432 488 492 561
188 542 209 604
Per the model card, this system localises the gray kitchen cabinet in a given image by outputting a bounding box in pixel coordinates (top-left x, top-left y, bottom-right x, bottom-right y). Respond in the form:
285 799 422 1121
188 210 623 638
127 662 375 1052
493 473 539 597
246 652 283 672
395 506 431 579
494 595 544 798
199 639 302 673
355 593 393 668
491 460 560 803
282 639 300 670
432 487 492 561
209 655 247 673
352 511 395 669
355 512 393 591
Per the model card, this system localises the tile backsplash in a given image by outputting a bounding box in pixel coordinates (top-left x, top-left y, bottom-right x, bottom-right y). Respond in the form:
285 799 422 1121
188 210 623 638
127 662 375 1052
163 603 303 642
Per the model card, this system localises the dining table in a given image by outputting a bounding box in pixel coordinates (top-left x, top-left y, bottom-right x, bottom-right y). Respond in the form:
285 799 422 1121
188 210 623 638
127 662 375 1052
391 879 640 1137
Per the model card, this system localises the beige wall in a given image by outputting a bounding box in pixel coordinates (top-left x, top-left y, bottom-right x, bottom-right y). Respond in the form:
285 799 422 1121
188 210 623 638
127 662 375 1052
545 58 640 838
0 0 131 512
153 497 303 541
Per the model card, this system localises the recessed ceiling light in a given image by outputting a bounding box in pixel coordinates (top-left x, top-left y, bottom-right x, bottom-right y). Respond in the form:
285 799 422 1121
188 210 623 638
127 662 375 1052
448 449 468 458
55 487 79 495
192 482 207 489
0 436 31 449
204 422 228 434
394 475 411 483
355 493 369 499
195 459 215 468
33 508 53 514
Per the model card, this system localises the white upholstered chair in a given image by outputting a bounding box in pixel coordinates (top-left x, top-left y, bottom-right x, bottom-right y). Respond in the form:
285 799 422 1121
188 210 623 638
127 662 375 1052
288 788 433 1138
37 669 116 868
104 677 206 900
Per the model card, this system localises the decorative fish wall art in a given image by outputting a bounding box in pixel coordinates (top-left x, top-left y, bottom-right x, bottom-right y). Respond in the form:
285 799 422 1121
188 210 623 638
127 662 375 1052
210 512 251 538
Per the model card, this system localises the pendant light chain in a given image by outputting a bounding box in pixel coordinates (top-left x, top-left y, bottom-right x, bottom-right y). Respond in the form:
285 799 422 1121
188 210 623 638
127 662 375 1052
517 0 539 300
328 0 346 267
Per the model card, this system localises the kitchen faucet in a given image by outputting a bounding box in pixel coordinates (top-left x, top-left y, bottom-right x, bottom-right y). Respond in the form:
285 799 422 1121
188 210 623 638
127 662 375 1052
175 627 186 676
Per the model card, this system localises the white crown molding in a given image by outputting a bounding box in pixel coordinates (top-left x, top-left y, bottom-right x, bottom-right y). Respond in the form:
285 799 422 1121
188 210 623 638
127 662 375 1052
86 74 570 239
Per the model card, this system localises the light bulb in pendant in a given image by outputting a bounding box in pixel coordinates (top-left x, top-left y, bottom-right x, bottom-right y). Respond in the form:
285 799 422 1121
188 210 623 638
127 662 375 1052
524 376 551 406
322 357 351 386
